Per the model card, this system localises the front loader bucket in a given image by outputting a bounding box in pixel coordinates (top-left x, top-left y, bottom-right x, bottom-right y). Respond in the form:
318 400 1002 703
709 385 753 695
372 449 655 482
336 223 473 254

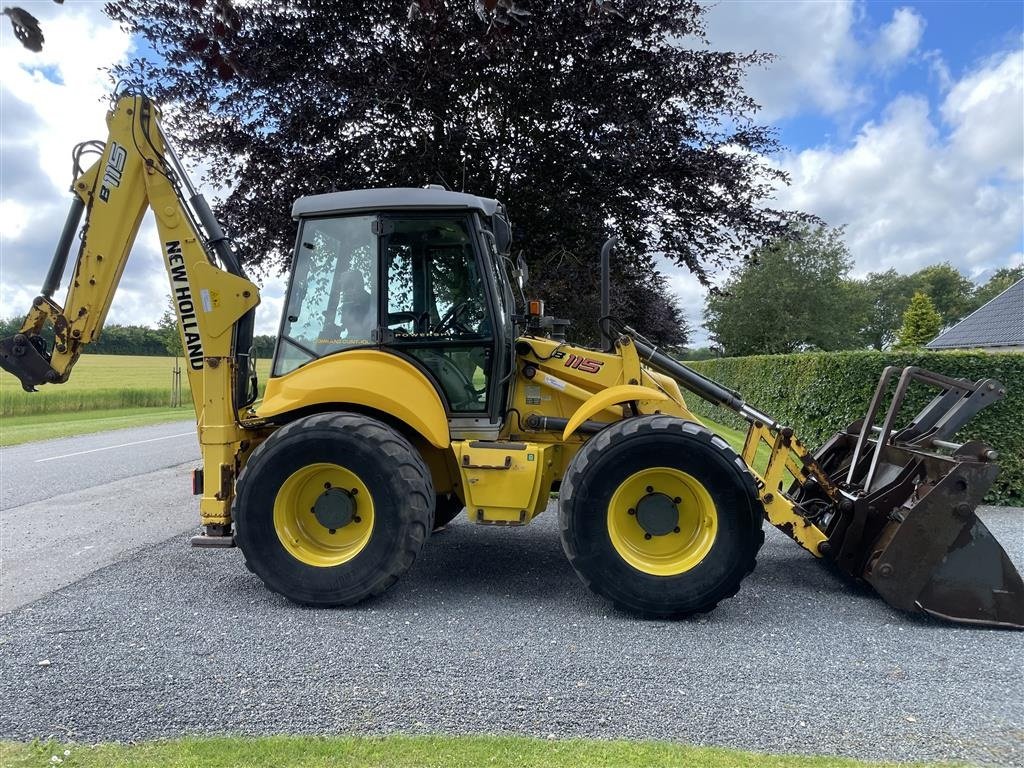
796 366 1023 629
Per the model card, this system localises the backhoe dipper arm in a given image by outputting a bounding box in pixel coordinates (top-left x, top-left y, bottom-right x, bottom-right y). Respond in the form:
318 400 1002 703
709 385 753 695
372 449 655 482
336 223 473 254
0 92 260 535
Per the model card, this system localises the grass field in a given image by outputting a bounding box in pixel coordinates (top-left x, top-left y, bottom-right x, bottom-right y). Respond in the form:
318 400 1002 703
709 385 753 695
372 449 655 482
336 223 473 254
0 354 271 445
0 735 935 768
0 407 195 446
0 355 272 417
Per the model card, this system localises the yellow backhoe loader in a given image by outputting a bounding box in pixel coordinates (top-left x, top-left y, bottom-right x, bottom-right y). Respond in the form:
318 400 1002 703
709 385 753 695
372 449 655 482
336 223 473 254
2 90 1021 628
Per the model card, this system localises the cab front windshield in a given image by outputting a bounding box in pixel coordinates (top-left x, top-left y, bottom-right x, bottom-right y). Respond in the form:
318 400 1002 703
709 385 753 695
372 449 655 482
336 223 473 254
273 212 493 413
274 215 378 376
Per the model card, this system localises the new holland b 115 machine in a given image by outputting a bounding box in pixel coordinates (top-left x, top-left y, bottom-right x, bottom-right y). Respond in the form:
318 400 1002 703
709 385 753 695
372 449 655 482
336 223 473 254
2 91 1021 627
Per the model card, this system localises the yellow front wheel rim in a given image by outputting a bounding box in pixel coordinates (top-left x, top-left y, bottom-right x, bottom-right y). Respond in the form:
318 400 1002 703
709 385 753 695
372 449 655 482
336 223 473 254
273 462 375 567
607 467 718 576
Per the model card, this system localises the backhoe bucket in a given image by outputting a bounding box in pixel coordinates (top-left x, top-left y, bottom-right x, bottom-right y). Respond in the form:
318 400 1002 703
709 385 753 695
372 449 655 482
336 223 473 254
797 366 1023 629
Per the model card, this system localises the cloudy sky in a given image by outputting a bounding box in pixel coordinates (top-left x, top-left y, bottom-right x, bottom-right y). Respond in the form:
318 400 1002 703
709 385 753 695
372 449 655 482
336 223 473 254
0 2 1021 343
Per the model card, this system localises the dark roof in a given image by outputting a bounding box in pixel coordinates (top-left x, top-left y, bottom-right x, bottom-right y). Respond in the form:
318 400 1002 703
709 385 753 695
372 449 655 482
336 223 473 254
926 277 1024 349
292 187 501 219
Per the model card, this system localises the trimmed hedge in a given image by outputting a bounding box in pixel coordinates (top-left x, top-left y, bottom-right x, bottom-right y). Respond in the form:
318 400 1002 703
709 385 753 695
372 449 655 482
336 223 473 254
684 350 1023 505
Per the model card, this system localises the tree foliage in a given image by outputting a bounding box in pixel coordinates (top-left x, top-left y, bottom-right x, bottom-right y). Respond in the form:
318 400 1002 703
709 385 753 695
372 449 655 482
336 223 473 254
157 295 184 358
105 0 807 346
856 269 918 351
703 226 865 356
911 263 975 327
969 265 1024 310
895 292 942 348
703 226 1019 354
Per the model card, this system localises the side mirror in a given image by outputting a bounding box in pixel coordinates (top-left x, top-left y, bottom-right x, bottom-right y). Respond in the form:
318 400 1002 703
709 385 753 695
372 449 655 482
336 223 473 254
492 214 512 254
516 253 529 290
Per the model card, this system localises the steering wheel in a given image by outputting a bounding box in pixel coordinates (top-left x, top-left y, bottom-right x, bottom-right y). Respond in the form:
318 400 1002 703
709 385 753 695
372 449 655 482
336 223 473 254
432 301 474 335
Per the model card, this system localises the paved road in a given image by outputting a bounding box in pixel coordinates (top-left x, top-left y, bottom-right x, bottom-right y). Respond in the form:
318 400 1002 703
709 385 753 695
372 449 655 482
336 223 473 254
0 420 197 509
0 421 198 610
0 425 1021 765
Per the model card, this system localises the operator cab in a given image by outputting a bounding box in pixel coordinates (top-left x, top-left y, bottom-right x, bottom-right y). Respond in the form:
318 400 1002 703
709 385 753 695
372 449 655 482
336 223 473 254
273 188 515 427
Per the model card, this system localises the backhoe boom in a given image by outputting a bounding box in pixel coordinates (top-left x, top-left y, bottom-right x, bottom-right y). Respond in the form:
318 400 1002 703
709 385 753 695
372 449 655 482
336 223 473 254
0 91 260 535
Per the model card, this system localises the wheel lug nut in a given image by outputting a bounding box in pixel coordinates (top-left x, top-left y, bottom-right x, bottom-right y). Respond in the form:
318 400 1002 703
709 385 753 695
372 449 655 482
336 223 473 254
673 526 681 534
310 507 316 513
627 508 635 515
645 486 654 493
354 516 361 523
329 528 337 535
644 533 652 540
351 488 358 495
324 482 332 489
673 497 681 504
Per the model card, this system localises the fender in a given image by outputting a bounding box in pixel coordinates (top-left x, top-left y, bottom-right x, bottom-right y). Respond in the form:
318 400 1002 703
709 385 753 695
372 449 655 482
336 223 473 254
561 384 668 441
258 350 450 448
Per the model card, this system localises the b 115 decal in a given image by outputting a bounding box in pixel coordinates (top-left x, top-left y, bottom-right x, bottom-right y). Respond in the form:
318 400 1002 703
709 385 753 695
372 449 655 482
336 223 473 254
564 354 604 374
99 141 127 202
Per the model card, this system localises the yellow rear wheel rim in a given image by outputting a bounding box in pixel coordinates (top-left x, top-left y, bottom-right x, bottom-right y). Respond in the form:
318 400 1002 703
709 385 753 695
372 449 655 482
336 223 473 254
607 467 718 576
273 462 375 567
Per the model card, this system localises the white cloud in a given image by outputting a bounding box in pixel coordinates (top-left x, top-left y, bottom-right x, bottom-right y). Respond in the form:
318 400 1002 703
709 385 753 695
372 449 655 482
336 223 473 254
664 12 1023 345
873 7 925 67
941 47 1024 180
770 47 1023 280
923 49 953 92
701 0 863 120
0 3 146 323
0 4 285 335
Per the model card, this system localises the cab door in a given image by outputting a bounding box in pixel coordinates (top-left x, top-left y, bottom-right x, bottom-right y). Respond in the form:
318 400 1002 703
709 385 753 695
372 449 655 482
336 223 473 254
380 214 500 420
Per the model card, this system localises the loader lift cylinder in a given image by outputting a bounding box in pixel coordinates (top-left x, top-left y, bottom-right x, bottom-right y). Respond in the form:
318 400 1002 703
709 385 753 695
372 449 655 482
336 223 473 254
597 236 774 427
630 336 779 429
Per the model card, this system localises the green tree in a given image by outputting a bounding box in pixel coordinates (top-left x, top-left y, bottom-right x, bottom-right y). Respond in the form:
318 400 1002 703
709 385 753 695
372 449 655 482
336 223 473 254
253 335 276 358
911 263 974 327
679 346 719 361
107 1 810 347
0 316 22 338
856 269 918 350
895 292 942 348
704 226 867 356
157 296 183 358
970 265 1024 310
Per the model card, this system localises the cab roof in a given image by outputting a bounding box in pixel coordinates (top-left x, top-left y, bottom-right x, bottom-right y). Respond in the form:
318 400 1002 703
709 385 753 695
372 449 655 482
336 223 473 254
291 187 501 219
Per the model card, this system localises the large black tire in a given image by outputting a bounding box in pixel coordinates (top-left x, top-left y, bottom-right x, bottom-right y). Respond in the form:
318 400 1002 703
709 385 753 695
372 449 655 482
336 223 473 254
433 492 464 529
559 415 764 618
233 412 434 606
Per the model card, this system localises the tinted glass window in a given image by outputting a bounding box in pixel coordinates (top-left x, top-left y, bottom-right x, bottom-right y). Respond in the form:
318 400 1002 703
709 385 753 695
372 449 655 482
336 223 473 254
274 215 376 375
384 217 491 412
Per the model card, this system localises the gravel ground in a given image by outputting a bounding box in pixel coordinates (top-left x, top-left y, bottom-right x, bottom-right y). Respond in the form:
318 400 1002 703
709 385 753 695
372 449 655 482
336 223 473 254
1 504 1021 765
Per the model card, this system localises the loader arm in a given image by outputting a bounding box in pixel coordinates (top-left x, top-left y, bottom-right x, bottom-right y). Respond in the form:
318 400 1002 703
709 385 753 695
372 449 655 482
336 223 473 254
0 91 260 537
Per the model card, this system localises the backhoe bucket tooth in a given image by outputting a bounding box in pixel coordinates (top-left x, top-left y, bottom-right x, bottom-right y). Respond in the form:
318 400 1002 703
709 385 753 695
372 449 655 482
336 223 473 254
794 366 1023 629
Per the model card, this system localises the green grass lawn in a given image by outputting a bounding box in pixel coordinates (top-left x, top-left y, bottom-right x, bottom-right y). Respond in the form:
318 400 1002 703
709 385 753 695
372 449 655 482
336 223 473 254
0 406 195 447
0 354 271 445
0 355 272 417
0 735 935 768
704 417 746 453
